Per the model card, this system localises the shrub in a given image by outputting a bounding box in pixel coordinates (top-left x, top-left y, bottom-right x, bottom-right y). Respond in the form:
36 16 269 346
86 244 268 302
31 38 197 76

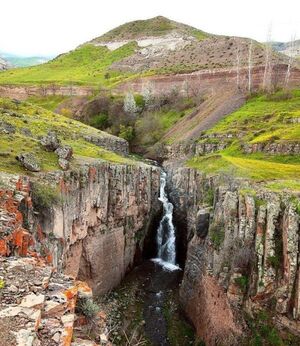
31 182 60 210
89 113 109 130
234 275 248 293
209 222 225 249
77 298 99 320
134 94 145 109
60 107 72 117
267 255 281 270
203 188 214 206
119 125 135 143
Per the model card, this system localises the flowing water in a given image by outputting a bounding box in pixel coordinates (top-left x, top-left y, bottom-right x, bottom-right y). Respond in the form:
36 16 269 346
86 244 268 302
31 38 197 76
153 171 179 270
99 170 195 345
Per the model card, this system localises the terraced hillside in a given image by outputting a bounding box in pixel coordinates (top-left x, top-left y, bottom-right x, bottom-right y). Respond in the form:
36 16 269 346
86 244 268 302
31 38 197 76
186 89 300 189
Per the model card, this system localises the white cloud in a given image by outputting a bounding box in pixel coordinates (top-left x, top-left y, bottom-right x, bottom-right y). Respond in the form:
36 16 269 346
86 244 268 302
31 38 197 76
1 0 299 56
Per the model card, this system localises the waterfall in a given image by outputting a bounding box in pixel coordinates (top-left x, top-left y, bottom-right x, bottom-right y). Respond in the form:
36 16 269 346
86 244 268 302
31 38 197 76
153 171 179 271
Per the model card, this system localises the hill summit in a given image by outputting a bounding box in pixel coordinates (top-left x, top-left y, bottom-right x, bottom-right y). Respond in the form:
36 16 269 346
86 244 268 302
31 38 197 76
0 16 289 86
88 16 210 43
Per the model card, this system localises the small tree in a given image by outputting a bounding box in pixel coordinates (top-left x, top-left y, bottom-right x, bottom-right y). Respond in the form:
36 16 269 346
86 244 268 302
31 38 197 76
235 40 241 89
263 25 273 92
284 35 296 89
141 82 154 107
123 92 138 115
119 125 135 143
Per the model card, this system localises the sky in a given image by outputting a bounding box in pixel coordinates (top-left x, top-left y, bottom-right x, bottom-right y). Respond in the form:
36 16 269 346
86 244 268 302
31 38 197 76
1 0 299 57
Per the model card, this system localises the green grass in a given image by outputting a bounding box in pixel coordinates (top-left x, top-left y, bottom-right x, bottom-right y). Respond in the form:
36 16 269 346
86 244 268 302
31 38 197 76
26 95 70 111
0 97 134 174
208 89 300 143
92 16 209 43
187 153 300 181
189 90 300 187
0 43 138 86
159 109 187 130
266 180 300 192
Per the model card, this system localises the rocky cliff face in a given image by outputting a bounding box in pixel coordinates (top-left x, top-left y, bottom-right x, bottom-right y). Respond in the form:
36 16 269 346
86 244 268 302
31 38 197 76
0 161 160 297
165 165 300 345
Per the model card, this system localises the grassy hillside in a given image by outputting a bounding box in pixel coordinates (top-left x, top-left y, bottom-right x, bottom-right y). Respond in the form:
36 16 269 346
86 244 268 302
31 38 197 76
0 16 286 87
0 98 133 174
188 90 300 190
0 43 138 86
90 16 210 43
207 90 300 142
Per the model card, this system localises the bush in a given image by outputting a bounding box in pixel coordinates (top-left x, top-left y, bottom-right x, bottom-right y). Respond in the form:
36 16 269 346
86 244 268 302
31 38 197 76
234 275 248 293
119 125 135 143
209 222 225 249
89 113 109 130
77 298 99 320
31 182 60 210
204 188 214 206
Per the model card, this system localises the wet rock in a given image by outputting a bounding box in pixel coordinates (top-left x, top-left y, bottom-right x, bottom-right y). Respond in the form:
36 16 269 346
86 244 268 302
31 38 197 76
16 153 41 172
40 131 60 151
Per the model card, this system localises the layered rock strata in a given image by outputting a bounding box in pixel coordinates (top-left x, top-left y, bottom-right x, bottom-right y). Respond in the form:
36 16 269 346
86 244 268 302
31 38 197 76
166 165 300 345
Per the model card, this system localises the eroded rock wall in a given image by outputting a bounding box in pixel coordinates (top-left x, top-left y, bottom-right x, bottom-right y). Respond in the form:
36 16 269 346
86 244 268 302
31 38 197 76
165 165 300 345
1 162 160 296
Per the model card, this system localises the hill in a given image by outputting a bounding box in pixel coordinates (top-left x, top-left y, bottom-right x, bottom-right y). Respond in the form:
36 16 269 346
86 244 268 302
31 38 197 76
187 89 300 189
270 39 300 58
0 16 288 86
0 97 132 175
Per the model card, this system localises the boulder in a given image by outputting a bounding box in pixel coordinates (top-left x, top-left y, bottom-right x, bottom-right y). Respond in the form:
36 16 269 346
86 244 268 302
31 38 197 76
40 131 60 151
16 153 41 172
58 158 70 170
55 145 73 160
0 120 16 134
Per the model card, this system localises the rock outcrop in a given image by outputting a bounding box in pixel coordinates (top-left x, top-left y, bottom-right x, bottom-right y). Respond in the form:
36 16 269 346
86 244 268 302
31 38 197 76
243 141 300 155
166 165 300 345
0 159 160 345
1 161 160 295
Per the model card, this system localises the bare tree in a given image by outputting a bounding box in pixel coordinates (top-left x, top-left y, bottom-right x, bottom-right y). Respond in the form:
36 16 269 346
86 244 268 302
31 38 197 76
141 82 154 107
248 40 253 93
263 25 273 92
284 34 296 89
235 40 241 89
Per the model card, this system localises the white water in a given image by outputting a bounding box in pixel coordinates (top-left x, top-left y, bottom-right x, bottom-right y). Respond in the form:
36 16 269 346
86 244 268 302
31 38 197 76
153 171 180 271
